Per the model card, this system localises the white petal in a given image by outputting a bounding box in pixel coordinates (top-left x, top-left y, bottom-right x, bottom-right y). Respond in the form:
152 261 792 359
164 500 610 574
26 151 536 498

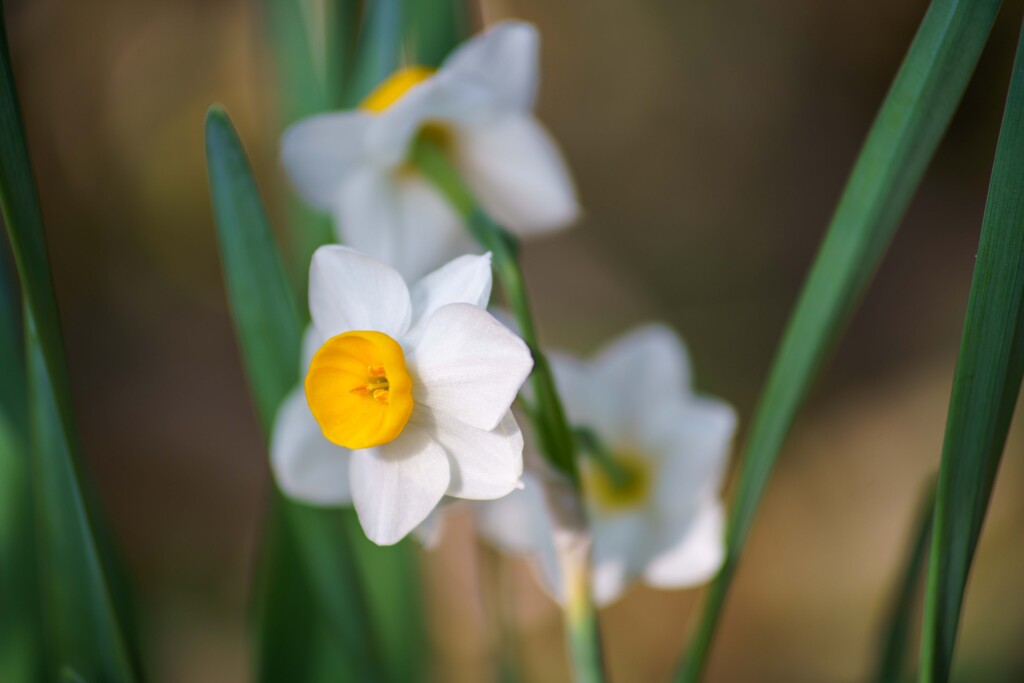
454 115 579 234
270 388 352 506
349 424 451 545
440 21 539 113
308 245 412 339
587 324 694 439
409 303 533 431
410 253 493 328
281 112 371 209
416 408 523 500
591 514 648 606
337 168 474 282
594 324 692 399
300 325 323 371
647 396 737 516
643 501 725 589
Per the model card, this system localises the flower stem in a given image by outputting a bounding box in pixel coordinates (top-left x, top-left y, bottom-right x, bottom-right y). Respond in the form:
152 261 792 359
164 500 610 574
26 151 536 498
411 135 580 485
412 135 607 683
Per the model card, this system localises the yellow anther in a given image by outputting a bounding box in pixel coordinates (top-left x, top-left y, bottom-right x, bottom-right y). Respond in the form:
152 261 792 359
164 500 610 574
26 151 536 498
361 66 435 113
305 331 414 449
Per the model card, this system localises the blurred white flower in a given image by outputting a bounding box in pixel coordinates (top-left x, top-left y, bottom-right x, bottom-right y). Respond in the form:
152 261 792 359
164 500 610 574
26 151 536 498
478 325 736 606
280 21 580 281
270 246 533 545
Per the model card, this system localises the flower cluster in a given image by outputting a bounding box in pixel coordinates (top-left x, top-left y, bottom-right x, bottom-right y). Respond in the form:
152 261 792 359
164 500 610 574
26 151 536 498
270 19 736 604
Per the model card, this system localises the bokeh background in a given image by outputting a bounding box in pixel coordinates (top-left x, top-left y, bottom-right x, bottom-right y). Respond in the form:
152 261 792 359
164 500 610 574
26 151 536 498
3 0 1024 680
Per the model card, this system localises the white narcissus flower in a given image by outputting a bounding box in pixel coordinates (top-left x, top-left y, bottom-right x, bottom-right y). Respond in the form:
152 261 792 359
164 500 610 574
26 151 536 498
270 246 534 545
280 20 580 281
478 325 736 606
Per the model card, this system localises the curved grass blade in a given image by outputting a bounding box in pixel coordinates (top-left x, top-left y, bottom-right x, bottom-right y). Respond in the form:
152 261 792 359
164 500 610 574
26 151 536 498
206 107 426 683
676 2 1003 680
1 11 142 681
873 480 935 683
919 22 1024 683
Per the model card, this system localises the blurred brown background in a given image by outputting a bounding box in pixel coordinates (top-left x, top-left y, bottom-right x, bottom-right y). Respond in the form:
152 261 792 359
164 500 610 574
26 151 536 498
3 0 1024 680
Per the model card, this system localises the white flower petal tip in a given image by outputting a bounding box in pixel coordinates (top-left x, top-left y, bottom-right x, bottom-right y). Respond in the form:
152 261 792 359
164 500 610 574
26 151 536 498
643 502 726 590
442 20 540 112
456 116 580 234
410 252 494 327
349 427 451 546
308 245 413 339
270 388 352 506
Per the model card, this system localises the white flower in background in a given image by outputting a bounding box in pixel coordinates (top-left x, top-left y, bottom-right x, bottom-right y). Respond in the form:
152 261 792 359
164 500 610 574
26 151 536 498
479 325 736 606
270 246 533 545
280 20 580 281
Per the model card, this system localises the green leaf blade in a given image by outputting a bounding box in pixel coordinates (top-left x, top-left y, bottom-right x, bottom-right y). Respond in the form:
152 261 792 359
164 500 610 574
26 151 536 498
677 1 1002 680
26 311 139 682
919 21 1024 683
1 10 142 680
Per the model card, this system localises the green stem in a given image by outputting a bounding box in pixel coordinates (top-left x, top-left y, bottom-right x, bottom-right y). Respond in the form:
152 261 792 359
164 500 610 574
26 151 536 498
564 555 606 683
411 135 580 485
412 135 606 682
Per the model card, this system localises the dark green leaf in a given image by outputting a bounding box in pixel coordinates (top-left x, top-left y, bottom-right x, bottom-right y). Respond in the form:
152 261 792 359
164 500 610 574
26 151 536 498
0 233 25 428
676 1 1003 680
1 10 142 681
919 21 1024 683
0 410 45 683
25 311 139 681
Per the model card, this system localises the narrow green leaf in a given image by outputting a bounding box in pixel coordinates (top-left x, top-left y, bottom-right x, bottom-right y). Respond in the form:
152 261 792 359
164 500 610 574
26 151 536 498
0 234 25 428
1 11 141 681
401 0 469 67
0 410 45 683
349 0 403 104
26 310 139 682
919 22 1024 683
205 106 303 428
206 106 426 682
676 2 1002 680
874 480 935 683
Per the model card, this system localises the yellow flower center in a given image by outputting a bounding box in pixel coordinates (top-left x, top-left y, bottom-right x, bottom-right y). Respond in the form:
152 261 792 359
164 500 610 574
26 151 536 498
305 331 414 449
584 452 652 512
360 65 435 113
